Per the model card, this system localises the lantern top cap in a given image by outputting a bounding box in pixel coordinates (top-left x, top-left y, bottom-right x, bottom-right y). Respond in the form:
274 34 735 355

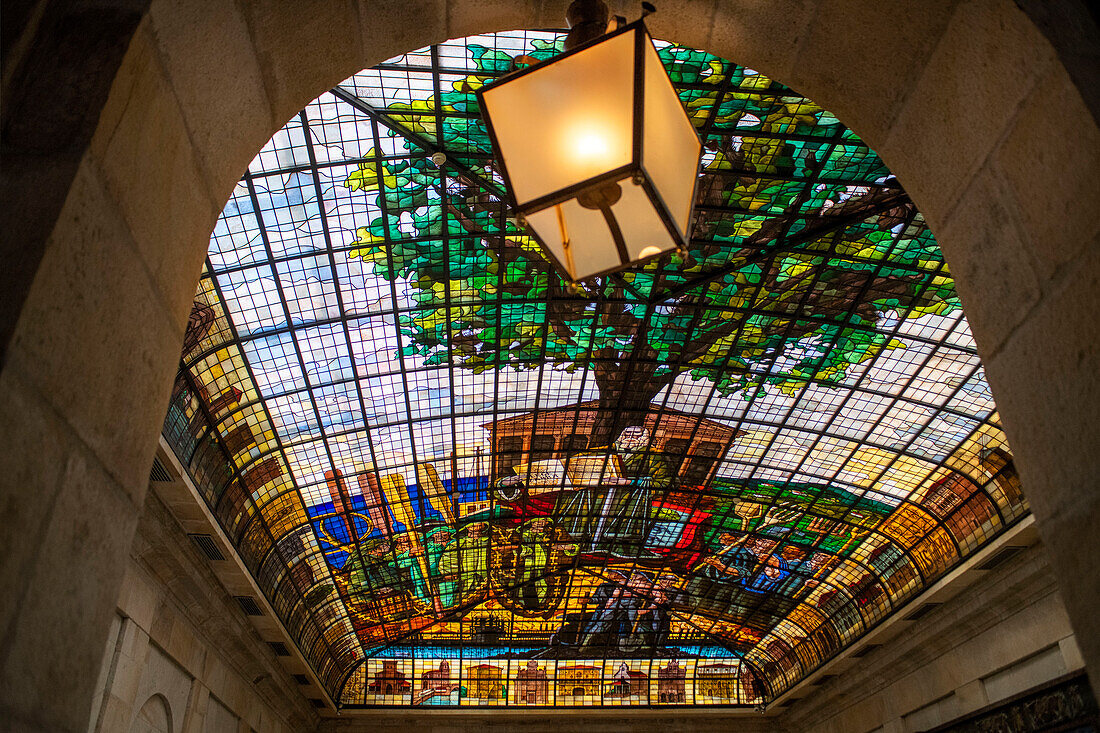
475 18 653 93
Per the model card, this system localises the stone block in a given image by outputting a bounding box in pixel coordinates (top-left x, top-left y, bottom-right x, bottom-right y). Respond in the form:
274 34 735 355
448 0 544 41
992 64 1100 283
167 614 207 678
704 0 814 91
791 0 960 153
5 159 184 501
1027 493 1100 687
357 0 448 71
0 366 71 635
1059 635 1085 672
88 22 217 328
984 237 1100 522
936 161 1042 357
0 448 141 733
954 679 988 716
117 564 162 632
148 0 277 206
182 681 210 733
95 694 136 733
149 600 175 646
108 621 153 712
884 0 1056 228
244 0 362 126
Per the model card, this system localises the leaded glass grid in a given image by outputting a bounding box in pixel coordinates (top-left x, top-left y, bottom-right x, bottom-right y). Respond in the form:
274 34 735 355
162 30 1028 708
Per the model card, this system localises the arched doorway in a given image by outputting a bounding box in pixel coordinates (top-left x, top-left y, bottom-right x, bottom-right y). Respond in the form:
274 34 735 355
1 2 1096 731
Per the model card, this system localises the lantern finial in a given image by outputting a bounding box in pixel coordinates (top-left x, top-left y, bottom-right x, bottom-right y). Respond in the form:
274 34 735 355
565 0 610 50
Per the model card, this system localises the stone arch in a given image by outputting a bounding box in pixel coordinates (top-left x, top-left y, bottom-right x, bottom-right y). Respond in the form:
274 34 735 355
131 694 172 733
1 2 1096 730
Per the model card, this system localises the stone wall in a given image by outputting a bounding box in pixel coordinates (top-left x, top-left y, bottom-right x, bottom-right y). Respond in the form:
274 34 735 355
2 3 1097 732
86 491 317 733
781 544 1084 733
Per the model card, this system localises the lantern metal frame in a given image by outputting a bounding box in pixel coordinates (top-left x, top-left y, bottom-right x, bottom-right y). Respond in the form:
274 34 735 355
476 19 703 282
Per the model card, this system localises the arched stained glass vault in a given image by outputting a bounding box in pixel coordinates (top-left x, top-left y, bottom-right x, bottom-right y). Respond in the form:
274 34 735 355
163 30 1028 708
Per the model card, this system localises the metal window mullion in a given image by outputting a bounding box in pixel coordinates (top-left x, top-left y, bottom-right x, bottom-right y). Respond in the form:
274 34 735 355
242 169 358 686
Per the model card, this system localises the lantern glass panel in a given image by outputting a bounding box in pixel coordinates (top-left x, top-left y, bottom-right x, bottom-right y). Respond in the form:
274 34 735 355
525 176 677 279
480 30 636 206
641 38 701 238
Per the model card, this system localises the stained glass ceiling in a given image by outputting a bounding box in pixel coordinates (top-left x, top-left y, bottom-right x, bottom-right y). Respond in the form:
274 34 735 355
163 30 1028 709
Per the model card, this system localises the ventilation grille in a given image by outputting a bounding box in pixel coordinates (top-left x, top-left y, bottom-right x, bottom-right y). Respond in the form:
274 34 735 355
268 641 291 657
851 643 882 658
235 595 264 616
188 534 226 561
293 674 311 685
309 699 325 708
904 602 942 621
149 457 173 482
977 545 1026 571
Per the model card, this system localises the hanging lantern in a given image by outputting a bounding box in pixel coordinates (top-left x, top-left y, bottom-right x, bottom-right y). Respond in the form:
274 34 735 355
477 15 702 282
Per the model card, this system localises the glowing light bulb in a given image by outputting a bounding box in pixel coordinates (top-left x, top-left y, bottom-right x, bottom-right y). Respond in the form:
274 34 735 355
572 129 611 161
639 246 662 258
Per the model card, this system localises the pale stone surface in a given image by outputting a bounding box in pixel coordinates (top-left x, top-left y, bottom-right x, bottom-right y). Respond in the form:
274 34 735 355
954 678 989 717
119 565 162 632
89 21 219 327
992 63 1100 282
0 364 72 634
984 236 1100 520
936 161 1043 356
5 159 182 499
182 683 210 733
87 492 316 733
1061 636 1086 672
788 0 960 152
985 645 1069 702
147 0 277 206
883 0 1057 227
357 0 449 76
243 0 363 128
1 448 142 733
446 0 542 42
704 0 816 91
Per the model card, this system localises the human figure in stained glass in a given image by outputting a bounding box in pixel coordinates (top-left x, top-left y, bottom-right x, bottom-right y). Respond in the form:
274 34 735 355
684 532 759 619
438 521 490 607
575 570 623 648
579 569 640 651
511 517 577 611
698 532 758 582
424 527 455 606
637 574 687 650
743 554 792 594
385 533 430 607
557 426 672 558
515 518 553 610
343 537 405 597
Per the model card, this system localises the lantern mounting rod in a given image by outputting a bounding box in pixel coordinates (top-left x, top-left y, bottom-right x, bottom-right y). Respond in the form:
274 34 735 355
564 0 610 50
577 181 630 263
565 0 656 49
